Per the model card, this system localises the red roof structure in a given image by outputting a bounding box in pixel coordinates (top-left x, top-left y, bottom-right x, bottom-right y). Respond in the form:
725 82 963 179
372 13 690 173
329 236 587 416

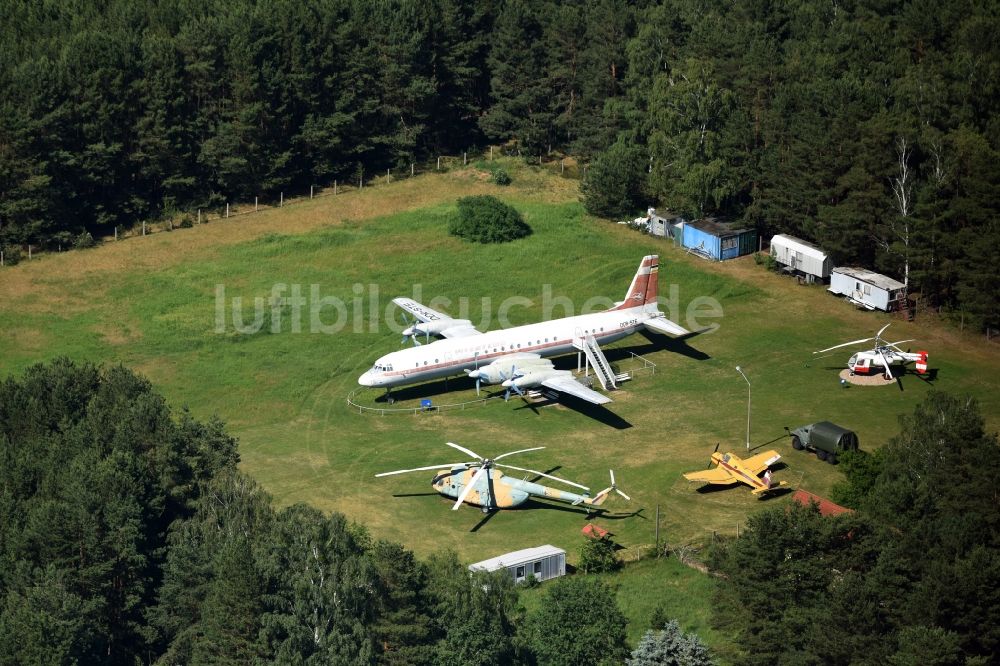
582 523 609 539
791 489 853 517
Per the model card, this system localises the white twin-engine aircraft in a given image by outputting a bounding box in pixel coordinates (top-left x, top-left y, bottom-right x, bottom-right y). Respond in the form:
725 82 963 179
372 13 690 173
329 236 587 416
357 255 689 405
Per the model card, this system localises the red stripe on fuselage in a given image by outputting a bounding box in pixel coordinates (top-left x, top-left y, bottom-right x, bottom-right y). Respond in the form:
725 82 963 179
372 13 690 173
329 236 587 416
377 322 636 379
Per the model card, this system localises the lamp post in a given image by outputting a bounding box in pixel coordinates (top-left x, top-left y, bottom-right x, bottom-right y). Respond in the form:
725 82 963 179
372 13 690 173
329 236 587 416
735 366 751 451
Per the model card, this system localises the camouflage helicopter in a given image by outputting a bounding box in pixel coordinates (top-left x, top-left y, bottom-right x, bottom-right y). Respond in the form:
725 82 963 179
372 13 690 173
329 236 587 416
375 442 629 513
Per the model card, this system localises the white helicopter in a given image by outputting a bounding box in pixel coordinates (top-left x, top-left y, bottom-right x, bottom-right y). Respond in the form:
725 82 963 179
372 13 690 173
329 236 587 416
814 323 928 380
375 442 629 513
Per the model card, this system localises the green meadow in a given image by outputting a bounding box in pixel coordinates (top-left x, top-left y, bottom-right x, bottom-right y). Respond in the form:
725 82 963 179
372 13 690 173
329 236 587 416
2 163 998 649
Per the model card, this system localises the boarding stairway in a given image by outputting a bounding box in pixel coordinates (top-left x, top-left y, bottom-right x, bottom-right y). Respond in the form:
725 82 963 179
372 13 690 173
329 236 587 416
575 334 619 391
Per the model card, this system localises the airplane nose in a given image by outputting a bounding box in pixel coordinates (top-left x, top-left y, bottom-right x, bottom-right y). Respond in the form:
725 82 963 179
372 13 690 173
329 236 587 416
358 372 373 387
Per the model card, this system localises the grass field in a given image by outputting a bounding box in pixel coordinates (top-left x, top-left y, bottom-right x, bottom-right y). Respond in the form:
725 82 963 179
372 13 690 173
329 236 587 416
3 160 998 651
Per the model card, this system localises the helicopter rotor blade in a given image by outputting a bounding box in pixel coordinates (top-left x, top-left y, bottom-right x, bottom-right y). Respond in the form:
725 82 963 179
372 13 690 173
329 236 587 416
493 446 546 461
375 463 466 477
877 347 894 380
610 470 631 501
445 441 483 461
453 465 488 510
814 337 875 354
495 463 589 490
885 339 914 352
875 323 891 342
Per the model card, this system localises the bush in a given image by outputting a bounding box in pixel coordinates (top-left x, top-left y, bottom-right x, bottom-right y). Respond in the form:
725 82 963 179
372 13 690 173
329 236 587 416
178 216 194 229
579 536 620 574
491 167 512 186
74 231 95 249
448 195 531 244
1 246 21 265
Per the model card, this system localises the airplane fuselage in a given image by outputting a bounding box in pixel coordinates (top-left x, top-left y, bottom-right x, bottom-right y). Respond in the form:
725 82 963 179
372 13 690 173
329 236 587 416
359 308 646 389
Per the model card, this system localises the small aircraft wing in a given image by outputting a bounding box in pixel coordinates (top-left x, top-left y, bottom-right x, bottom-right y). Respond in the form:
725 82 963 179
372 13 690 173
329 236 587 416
541 375 612 405
741 450 782 475
643 315 690 337
392 297 482 338
683 468 740 485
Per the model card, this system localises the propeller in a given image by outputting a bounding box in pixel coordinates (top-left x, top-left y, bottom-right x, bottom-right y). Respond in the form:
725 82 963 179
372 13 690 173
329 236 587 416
453 464 489 510
400 313 423 346
593 470 631 503
375 462 467 477
400 313 433 346
708 442 720 469
445 441 482 460
814 336 876 354
495 463 589 490
884 339 914 353
464 354 484 395
494 446 545 461
500 365 525 402
876 346 894 380
873 323 891 345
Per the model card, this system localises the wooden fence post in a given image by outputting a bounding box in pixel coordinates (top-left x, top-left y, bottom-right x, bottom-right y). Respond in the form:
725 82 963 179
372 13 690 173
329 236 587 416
334 180 338 195
1 251 4 267
490 146 493 161
142 221 147 235
198 209 201 223
28 245 32 260
255 196 258 212
280 192 284 207
226 203 230 218
411 163 414 177
114 226 118 241
463 152 467 165
386 167 390 183
437 156 441 170
310 185 314 199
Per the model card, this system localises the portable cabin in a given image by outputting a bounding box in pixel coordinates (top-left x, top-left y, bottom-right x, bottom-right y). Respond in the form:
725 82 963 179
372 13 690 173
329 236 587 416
646 208 684 240
468 545 566 584
770 234 831 283
681 218 757 261
828 267 905 312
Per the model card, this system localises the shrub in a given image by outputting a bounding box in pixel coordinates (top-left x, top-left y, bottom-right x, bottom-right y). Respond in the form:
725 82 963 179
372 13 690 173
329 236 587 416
448 195 531 244
178 216 194 229
579 536 620 574
74 231 95 249
1 246 21 265
491 167 512 186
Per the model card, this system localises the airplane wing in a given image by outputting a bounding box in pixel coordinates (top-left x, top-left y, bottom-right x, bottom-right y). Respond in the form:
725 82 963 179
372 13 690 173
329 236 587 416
683 468 739 485
540 375 612 405
741 450 782 475
643 315 690 337
392 297 482 338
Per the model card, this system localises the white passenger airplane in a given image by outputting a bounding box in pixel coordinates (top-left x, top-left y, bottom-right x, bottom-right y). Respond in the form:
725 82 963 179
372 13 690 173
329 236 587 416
357 255 689 405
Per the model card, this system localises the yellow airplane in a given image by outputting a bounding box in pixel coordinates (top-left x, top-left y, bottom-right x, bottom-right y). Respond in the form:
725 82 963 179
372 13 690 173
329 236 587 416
683 446 788 497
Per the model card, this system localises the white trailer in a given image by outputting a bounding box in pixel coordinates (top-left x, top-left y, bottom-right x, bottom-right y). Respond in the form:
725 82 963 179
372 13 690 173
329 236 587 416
468 545 566 584
829 267 905 312
770 234 831 283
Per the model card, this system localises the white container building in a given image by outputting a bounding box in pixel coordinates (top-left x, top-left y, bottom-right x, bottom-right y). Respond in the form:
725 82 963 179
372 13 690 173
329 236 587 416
770 234 831 283
468 545 566 584
829 267 906 312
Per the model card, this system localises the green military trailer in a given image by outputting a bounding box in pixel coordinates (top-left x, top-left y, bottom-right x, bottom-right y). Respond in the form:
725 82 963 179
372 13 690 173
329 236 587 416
786 421 859 464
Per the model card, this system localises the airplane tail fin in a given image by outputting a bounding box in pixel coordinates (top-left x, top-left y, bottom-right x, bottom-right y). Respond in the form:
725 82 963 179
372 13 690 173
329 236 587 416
916 351 928 374
611 255 658 311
